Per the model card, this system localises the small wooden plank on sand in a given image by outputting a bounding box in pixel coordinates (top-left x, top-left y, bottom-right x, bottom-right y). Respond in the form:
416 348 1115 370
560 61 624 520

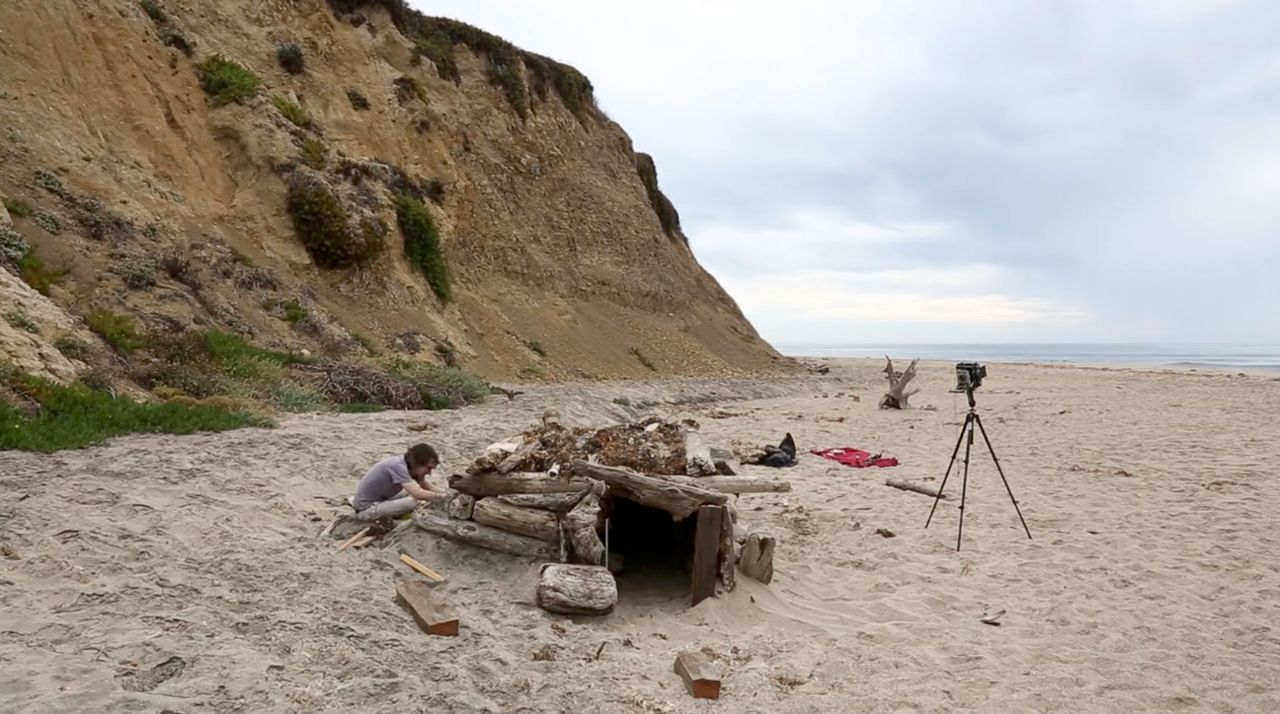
399 553 445 582
335 526 371 552
395 581 459 636
674 651 721 699
691 505 725 606
886 478 946 499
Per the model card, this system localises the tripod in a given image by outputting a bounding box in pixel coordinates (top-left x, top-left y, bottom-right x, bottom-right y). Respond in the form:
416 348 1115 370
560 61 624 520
924 387 1032 551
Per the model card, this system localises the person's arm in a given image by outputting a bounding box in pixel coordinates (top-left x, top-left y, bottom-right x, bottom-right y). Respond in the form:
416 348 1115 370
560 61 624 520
401 479 441 502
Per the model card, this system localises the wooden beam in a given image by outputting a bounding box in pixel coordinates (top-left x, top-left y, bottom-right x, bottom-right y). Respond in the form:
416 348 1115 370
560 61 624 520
395 581 458 636
399 553 445 583
448 471 592 498
472 498 560 541
414 510 557 559
885 478 946 499
571 461 727 521
691 505 725 606
674 652 721 700
350 535 377 549
536 564 617 615
659 475 792 494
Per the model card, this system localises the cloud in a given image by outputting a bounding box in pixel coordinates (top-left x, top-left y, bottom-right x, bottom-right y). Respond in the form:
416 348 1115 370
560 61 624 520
418 0 1280 344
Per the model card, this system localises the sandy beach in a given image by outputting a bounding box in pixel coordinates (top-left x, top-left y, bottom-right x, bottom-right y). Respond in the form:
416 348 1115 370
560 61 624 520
2 359 1278 713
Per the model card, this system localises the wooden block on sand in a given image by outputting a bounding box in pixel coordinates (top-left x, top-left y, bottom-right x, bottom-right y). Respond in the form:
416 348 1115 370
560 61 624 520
674 651 721 700
395 581 458 637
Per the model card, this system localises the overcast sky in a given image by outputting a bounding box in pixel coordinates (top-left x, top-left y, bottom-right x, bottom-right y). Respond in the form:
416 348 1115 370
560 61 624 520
419 0 1280 345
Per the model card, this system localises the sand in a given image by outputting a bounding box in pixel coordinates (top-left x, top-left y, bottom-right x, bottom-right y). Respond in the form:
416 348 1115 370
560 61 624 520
2 360 1279 713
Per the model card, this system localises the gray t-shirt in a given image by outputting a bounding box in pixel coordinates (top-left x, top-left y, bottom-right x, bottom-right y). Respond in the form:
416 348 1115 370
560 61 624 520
353 455 413 510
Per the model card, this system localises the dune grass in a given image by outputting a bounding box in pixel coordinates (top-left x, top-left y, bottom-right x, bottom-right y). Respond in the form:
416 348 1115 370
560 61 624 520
0 366 270 452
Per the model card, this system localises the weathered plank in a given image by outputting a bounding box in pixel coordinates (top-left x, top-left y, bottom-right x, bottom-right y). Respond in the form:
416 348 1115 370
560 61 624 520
472 498 560 541
691 505 725 606
674 651 721 700
536 564 617 616
414 510 557 559
571 461 727 520
449 471 592 498
395 581 458 636
739 532 775 585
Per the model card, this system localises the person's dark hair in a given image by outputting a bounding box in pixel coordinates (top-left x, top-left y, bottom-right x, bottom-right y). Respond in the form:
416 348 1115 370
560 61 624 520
405 443 439 468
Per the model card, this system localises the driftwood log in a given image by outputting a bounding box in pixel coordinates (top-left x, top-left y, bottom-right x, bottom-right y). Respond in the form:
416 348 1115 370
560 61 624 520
885 478 946 499
497 440 539 474
472 498 559 541
571 461 727 521
562 481 606 565
498 491 587 513
536 564 617 615
879 356 921 409
449 471 592 498
739 532 775 584
414 511 556 559
659 475 792 494
684 429 716 476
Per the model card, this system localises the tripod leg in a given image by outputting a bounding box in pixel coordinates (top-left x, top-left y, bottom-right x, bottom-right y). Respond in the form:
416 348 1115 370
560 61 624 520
957 419 974 551
925 413 969 529
973 414 1033 540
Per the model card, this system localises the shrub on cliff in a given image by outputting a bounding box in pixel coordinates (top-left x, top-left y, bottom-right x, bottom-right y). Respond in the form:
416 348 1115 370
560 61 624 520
393 193 450 302
276 43 305 74
288 174 381 268
196 55 261 105
271 95 311 127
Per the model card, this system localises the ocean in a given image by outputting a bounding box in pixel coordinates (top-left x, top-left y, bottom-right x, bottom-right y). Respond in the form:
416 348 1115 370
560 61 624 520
774 344 1280 373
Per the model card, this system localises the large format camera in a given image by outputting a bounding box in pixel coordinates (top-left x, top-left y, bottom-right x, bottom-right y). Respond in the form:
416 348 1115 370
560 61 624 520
954 361 987 392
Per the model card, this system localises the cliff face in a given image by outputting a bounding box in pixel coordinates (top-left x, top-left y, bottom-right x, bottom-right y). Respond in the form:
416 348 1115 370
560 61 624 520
0 0 782 383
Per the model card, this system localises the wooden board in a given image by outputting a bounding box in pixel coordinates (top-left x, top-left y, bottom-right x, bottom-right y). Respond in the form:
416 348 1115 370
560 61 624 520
718 505 737 593
399 553 445 582
448 471 592 498
472 498 559 541
414 510 557 559
536 564 617 616
571 461 727 521
674 651 721 700
395 580 458 636
691 505 725 606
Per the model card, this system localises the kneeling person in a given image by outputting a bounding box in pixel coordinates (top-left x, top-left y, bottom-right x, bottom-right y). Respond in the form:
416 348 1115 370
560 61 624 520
352 444 442 521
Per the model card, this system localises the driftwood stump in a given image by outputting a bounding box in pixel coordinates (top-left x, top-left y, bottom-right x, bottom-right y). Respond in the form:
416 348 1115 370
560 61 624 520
879 355 921 409
739 532 775 584
562 481 606 565
684 429 717 476
536 564 617 615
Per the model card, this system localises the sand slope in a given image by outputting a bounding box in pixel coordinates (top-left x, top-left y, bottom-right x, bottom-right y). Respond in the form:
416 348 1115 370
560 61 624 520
2 360 1279 713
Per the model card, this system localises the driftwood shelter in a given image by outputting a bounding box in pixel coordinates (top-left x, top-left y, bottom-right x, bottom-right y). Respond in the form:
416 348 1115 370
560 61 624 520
413 416 785 611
